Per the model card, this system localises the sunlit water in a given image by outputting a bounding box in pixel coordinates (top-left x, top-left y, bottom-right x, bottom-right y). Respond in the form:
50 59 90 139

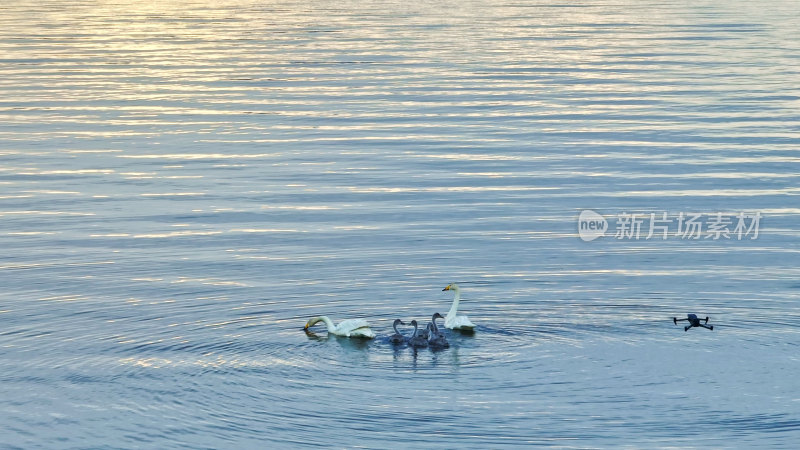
1 0 799 447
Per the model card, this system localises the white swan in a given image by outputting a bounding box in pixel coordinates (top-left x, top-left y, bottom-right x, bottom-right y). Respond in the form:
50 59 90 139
304 316 376 338
442 283 475 330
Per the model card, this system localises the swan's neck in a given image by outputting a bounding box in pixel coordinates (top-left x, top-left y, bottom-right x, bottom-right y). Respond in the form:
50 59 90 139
392 321 400 334
447 288 461 318
411 322 418 338
318 316 336 332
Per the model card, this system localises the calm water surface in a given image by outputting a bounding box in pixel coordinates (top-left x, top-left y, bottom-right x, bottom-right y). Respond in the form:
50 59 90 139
1 0 799 447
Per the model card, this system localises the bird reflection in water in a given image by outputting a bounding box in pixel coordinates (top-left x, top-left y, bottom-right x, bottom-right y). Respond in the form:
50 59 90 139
303 329 371 350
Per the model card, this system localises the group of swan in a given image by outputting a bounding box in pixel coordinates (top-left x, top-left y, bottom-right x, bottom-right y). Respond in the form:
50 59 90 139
391 312 448 348
303 283 474 341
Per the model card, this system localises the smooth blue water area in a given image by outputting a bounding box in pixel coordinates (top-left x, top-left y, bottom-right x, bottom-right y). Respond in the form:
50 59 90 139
1 0 799 447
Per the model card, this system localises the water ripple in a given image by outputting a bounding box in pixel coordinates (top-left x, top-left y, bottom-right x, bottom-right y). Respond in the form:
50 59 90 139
2 0 799 447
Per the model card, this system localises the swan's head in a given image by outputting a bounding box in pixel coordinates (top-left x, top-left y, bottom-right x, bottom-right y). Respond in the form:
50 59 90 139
393 318 405 326
304 317 322 329
442 282 459 292
432 312 444 320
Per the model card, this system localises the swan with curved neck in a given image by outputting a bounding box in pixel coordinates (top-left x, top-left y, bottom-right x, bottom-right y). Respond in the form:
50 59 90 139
304 316 375 338
427 321 449 348
407 320 429 348
389 319 406 344
442 283 475 330
430 312 445 336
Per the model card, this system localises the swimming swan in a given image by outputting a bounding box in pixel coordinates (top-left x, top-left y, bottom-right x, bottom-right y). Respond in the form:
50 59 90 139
428 322 449 348
426 312 449 347
407 320 429 348
304 316 376 338
429 312 445 336
442 283 475 330
389 319 406 344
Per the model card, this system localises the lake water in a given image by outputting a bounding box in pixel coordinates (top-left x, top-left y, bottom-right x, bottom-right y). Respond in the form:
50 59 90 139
1 0 799 447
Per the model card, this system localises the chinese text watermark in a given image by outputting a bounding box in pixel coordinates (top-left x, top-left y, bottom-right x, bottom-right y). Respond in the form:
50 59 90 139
578 210 761 242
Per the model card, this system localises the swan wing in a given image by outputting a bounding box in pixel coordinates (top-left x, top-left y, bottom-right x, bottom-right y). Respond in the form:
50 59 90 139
348 327 376 338
335 318 370 332
445 314 475 330
333 318 375 338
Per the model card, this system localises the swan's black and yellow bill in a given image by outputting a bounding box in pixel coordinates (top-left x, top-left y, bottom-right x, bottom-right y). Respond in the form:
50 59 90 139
303 322 310 329
442 285 451 291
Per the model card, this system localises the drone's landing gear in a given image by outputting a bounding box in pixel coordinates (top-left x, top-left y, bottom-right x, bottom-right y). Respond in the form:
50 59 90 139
674 314 713 331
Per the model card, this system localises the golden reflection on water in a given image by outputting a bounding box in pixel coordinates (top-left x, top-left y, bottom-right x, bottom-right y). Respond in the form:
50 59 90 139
1 0 799 447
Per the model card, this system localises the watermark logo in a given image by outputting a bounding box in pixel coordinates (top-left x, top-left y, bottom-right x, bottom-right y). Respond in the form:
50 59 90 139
578 209 608 242
578 210 761 241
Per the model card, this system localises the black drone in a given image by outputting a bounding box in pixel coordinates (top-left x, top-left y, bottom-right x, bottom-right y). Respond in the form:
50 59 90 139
674 314 713 331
